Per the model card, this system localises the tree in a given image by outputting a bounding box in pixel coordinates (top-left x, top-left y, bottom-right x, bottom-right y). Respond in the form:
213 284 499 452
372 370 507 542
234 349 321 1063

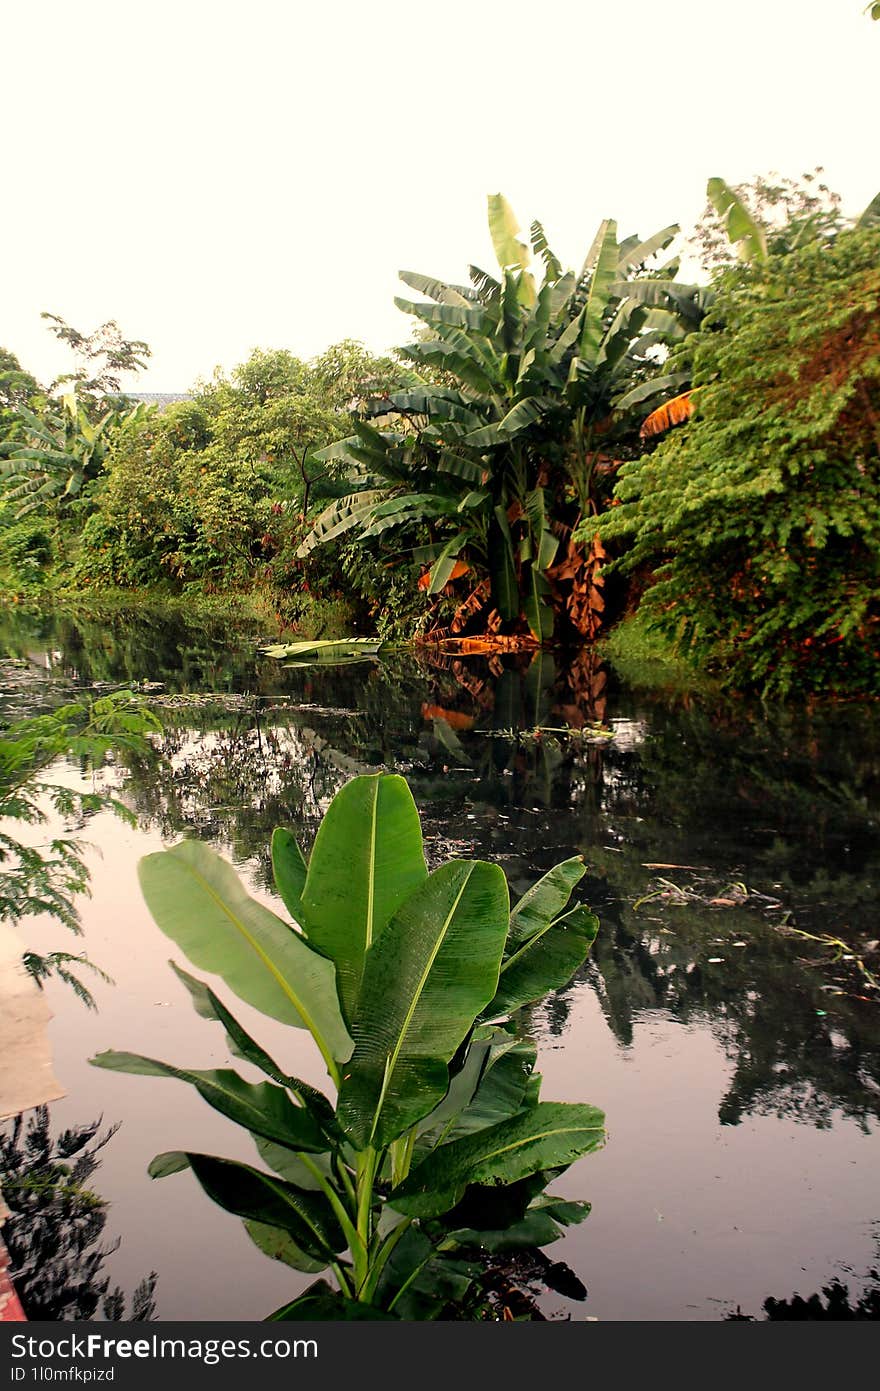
41 313 151 412
690 170 845 273
0 348 40 420
71 344 413 591
301 195 701 643
0 393 148 517
582 225 880 696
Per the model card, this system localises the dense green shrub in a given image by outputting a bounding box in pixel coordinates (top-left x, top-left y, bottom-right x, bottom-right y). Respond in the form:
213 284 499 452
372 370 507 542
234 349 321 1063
584 227 880 696
69 345 413 598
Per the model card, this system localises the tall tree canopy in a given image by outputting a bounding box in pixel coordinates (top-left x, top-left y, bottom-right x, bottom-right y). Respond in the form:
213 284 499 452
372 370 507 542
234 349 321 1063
584 225 880 695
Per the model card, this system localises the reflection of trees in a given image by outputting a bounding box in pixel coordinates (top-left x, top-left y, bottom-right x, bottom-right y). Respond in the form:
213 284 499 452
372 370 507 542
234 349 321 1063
587 890 880 1129
728 1231 880 1319
4 603 879 1137
0 607 255 693
595 692 880 941
0 1107 157 1320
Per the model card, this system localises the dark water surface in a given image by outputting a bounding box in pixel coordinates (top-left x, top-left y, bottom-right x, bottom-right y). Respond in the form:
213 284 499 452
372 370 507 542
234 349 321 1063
2 606 879 1321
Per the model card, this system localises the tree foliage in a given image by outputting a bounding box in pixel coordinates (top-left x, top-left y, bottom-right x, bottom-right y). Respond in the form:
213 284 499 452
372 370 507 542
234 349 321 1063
41 313 151 412
583 226 880 695
302 195 702 642
690 170 845 272
0 691 162 1003
60 344 411 596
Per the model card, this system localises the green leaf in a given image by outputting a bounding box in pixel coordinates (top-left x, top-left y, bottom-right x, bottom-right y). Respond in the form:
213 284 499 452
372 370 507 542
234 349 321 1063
243 1220 328 1274
415 1033 494 1144
167 964 337 1130
398 271 473 307
531 1193 592 1227
295 491 387 557
252 1135 332 1191
337 859 510 1148
523 564 554 642
613 372 690 413
428 536 467 595
137 841 352 1077
450 1037 537 1136
616 224 678 272
706 177 768 264
391 1102 606 1217
486 904 598 1017
149 1152 345 1260
299 773 427 1025
267 1282 399 1320
490 507 519 622
487 193 531 271
394 297 489 334
449 1208 562 1252
508 856 585 946
529 219 563 281
90 1052 327 1152
579 219 619 366
857 191 880 229
270 828 308 923
376 1229 477 1320
147 1151 190 1178
464 396 550 448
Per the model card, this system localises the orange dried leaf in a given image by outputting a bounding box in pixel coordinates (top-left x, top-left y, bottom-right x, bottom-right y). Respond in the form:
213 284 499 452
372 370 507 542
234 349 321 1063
640 390 695 439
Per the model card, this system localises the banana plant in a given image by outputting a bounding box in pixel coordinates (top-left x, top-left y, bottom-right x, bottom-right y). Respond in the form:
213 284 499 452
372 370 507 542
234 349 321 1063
299 196 701 643
91 772 603 1320
0 393 150 517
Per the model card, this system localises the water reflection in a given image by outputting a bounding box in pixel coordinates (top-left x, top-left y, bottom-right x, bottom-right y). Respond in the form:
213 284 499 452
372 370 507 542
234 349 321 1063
2 606 880 1318
0 1107 157 1320
727 1230 880 1319
5 606 877 1136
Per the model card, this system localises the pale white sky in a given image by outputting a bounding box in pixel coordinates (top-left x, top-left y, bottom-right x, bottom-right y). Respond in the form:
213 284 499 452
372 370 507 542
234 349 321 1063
4 0 877 391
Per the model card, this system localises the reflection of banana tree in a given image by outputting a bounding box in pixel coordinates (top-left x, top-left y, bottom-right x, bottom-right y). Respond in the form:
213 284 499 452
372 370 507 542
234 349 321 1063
0 1107 157 1320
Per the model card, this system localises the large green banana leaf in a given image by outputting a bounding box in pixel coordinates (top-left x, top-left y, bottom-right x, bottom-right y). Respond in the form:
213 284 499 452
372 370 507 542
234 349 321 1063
298 773 427 1024
267 1282 399 1320
390 1101 606 1217
270 828 308 922
442 1037 538 1137
398 270 473 307
150 1152 345 1261
167 962 337 1130
578 220 619 367
523 564 554 642
244 1220 329 1274
529 219 562 281
488 193 531 271
486 904 599 1017
617 224 678 271
337 859 510 1149
508 855 585 945
137 841 352 1074
91 1052 327 1152
706 177 768 264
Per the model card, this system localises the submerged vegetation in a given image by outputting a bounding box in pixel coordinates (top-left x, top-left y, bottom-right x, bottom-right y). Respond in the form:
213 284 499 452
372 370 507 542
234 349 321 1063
92 772 603 1319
